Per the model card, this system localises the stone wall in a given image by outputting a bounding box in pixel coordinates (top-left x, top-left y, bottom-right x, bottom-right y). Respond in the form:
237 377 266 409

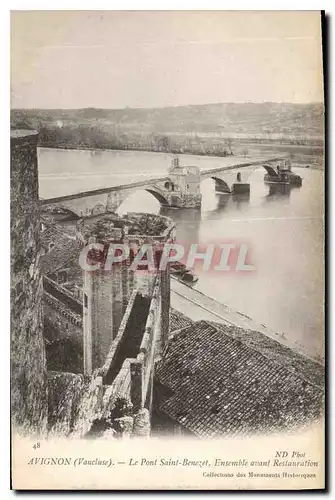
10 130 48 436
46 272 167 437
160 267 171 352
43 292 83 373
43 292 82 338
43 276 82 315
98 290 140 380
83 266 126 373
47 369 150 439
82 212 175 376
135 274 166 409
47 371 88 436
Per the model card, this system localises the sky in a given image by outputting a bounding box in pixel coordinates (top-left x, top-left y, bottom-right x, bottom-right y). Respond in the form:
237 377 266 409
10 10 324 109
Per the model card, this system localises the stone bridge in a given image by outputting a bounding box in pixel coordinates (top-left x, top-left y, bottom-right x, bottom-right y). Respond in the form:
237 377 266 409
199 157 289 194
41 176 172 218
40 156 285 217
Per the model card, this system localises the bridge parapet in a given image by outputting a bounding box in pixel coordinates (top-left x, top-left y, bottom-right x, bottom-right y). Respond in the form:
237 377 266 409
199 156 286 179
41 178 176 216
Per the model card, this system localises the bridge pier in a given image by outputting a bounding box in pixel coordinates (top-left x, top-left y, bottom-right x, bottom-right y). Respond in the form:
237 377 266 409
231 172 250 195
163 192 202 209
231 182 250 195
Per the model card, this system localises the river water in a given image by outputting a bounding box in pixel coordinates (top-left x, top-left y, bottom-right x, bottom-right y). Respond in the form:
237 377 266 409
38 147 324 359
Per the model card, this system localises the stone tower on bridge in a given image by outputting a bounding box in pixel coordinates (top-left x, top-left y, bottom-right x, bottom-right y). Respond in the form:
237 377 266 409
166 157 202 208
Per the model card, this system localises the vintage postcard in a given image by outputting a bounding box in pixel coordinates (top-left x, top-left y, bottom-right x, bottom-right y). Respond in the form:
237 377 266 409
10 10 325 490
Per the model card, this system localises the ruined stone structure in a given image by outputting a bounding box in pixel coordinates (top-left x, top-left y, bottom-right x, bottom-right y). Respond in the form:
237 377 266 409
11 130 48 435
40 156 285 217
166 157 202 207
81 213 175 377
38 210 175 436
10 130 174 439
43 276 83 374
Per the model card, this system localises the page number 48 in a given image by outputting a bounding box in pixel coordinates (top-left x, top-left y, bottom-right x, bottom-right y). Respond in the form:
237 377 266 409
33 442 40 450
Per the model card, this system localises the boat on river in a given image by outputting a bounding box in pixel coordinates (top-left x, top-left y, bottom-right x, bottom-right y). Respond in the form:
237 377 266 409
170 262 198 284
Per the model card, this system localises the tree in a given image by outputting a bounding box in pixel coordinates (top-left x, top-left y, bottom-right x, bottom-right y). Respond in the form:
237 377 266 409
157 135 171 152
226 138 233 155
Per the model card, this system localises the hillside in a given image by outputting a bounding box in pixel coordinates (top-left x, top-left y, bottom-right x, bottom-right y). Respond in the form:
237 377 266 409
11 102 323 138
12 103 323 136
11 103 324 165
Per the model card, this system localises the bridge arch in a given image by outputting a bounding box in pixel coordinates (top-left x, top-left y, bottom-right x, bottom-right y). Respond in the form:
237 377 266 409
201 176 231 194
91 202 107 215
116 187 170 215
262 164 279 176
210 176 230 193
41 204 81 220
145 188 169 206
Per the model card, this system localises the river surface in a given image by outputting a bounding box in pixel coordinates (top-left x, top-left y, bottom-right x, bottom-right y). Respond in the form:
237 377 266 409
38 147 324 359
